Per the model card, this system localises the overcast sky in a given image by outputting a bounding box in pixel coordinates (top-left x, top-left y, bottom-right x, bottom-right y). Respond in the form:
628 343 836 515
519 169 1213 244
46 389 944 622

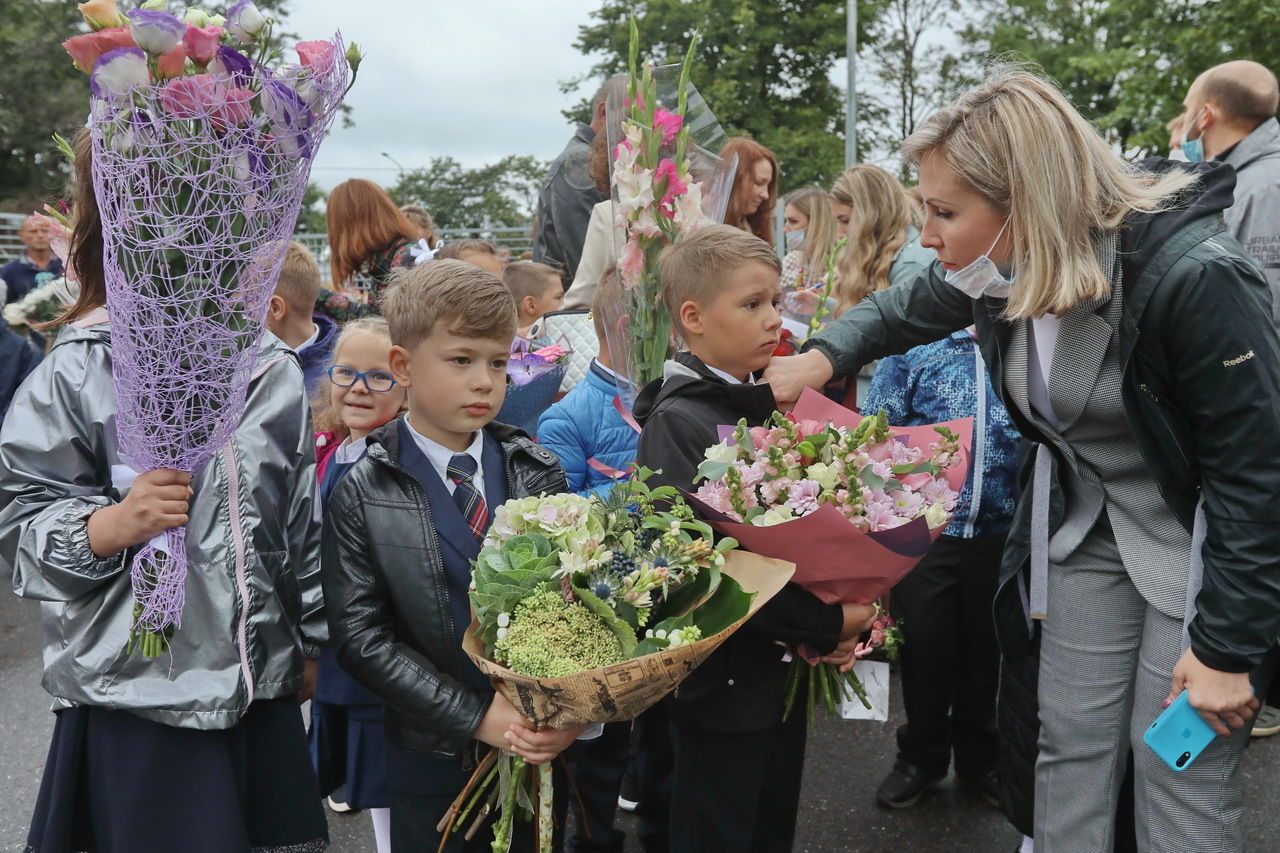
286 0 606 190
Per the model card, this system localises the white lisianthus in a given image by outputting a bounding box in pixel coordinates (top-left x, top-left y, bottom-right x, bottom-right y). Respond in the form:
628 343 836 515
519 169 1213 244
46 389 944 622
924 502 950 530
703 442 739 465
754 506 797 527
805 461 840 491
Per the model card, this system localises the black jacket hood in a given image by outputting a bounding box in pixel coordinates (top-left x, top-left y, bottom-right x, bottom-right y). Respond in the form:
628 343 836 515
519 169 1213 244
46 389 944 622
1124 159 1237 269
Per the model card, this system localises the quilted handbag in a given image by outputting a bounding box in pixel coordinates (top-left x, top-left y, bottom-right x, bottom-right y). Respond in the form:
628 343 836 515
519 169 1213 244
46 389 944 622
538 309 599 393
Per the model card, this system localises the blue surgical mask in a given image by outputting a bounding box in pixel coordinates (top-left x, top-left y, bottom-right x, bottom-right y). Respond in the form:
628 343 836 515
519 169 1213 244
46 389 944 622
785 229 806 251
943 218 1014 299
1181 108 1205 163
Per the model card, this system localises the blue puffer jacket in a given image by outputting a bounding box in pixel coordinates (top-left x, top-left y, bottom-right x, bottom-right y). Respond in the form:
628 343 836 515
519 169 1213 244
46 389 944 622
863 330 1021 538
536 360 638 498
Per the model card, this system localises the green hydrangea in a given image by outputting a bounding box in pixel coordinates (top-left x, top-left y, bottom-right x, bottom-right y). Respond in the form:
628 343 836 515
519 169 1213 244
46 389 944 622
494 591 627 678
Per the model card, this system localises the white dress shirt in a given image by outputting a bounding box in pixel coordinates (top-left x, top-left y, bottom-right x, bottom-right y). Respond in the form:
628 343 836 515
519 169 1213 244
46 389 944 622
402 415 486 501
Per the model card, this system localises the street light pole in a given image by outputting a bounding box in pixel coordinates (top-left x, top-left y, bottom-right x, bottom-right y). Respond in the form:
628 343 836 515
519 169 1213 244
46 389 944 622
380 151 405 181
846 0 858 168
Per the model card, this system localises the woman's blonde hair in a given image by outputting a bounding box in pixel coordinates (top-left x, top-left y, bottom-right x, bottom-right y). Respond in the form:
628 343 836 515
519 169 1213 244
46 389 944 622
783 187 839 276
311 316 399 436
830 164 915 311
902 65 1196 319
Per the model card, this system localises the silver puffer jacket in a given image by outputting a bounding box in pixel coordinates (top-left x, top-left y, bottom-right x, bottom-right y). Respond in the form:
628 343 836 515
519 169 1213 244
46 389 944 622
0 319 324 730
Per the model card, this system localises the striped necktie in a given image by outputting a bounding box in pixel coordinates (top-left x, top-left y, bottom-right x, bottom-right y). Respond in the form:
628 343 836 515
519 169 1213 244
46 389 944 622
447 453 488 541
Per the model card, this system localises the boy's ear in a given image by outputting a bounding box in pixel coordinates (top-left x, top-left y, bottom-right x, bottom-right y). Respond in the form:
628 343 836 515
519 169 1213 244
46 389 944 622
388 344 412 387
521 294 537 317
678 299 702 336
267 294 286 323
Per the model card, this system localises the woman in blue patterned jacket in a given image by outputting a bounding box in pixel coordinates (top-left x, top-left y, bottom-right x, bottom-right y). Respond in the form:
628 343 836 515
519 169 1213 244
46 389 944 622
863 327 1022 810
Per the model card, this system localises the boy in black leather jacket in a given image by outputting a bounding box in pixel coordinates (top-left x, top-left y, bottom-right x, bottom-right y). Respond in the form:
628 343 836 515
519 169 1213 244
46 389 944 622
632 226 877 852
321 260 581 852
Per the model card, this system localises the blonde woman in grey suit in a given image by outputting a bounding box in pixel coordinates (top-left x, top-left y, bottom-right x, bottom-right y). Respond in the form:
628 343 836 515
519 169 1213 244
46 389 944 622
765 65 1279 852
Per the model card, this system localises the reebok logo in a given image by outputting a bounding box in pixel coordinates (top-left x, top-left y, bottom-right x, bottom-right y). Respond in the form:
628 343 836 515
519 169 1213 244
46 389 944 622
1223 351 1255 367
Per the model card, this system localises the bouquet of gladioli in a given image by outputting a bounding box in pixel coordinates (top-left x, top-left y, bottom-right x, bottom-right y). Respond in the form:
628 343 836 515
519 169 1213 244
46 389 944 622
64 0 359 656
601 19 737 391
687 388 971 720
442 472 793 852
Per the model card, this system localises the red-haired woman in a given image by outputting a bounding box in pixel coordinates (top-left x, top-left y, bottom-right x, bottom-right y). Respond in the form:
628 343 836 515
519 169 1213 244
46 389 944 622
720 137 779 245
316 179 418 322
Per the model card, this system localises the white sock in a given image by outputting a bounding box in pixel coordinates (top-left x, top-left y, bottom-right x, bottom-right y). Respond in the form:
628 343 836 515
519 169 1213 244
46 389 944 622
371 807 392 853
1020 835 1034 853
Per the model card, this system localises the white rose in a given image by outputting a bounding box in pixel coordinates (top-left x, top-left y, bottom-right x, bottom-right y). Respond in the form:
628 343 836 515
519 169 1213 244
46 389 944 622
703 442 739 464
924 502 950 530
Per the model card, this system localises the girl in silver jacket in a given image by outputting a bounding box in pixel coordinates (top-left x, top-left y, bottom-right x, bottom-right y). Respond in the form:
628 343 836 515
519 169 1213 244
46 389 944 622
0 132 329 852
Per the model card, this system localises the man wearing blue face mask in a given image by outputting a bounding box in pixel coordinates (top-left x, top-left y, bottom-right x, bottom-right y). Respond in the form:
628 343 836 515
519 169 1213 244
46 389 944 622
1180 62 1280 327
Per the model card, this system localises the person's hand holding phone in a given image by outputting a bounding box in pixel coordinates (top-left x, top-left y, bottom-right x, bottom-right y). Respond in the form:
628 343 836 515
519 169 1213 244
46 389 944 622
1164 647 1258 736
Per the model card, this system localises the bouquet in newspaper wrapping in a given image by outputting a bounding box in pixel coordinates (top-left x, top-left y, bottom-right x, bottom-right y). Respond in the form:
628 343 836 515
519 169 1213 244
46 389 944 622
66 1 358 656
440 473 793 852
600 20 738 393
687 388 973 721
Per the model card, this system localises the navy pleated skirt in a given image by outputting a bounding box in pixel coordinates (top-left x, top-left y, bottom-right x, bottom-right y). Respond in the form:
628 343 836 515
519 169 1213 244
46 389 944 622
26 697 328 853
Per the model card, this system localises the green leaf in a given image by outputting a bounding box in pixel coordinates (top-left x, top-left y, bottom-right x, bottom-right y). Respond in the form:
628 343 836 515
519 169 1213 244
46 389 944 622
573 585 639 657
859 464 884 492
890 461 936 476
691 574 754 636
695 459 731 484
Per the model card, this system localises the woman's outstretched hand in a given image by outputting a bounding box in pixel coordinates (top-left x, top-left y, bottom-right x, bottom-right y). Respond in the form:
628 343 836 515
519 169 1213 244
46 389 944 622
762 350 836 410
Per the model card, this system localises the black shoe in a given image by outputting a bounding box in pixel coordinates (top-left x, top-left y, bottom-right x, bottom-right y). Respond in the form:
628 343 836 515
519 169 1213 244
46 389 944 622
958 768 1001 808
875 760 945 809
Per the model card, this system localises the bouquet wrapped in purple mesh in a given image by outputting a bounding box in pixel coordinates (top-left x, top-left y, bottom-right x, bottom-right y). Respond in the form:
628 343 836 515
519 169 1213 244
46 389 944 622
64 1 360 656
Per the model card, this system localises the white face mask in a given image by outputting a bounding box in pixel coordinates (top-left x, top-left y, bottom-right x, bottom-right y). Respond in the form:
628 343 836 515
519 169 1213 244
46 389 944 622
943 218 1013 299
785 229 806 251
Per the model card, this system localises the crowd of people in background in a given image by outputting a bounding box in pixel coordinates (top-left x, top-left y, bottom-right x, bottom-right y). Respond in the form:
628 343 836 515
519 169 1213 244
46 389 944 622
2 48 1280 853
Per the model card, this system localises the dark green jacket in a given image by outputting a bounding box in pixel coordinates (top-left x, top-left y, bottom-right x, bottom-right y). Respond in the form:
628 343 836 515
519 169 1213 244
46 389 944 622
806 160 1280 672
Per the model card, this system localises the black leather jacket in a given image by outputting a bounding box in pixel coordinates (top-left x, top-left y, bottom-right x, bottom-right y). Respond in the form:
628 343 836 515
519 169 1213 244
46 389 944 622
807 160 1280 672
321 420 566 758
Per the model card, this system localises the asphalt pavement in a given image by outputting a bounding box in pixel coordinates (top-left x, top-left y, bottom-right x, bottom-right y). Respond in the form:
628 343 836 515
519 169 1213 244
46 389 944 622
3 588 1278 852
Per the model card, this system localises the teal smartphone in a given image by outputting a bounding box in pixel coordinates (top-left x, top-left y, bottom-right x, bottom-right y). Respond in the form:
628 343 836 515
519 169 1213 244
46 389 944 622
1143 691 1216 772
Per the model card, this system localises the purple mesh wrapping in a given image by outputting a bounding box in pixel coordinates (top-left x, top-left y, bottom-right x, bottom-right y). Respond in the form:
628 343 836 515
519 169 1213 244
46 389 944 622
88 38 349 636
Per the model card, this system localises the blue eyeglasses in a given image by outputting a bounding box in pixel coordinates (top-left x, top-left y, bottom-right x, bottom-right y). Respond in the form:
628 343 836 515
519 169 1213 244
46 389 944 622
327 365 398 392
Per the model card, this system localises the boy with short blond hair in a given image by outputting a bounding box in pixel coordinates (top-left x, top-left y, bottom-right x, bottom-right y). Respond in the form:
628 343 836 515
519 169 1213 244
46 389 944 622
268 241 337 394
633 224 877 853
503 260 565 338
322 259 579 852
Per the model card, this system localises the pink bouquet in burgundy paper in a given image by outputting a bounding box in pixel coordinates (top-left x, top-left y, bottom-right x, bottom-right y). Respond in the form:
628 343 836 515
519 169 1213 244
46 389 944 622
687 387 972 718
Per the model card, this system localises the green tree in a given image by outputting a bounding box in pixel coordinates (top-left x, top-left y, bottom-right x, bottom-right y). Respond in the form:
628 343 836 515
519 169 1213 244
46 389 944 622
388 155 550 230
294 181 327 233
961 0 1280 156
570 0 890 193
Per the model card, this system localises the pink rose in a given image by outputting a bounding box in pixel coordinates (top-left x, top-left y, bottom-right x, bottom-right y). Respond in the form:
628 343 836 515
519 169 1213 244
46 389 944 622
183 24 224 66
899 472 934 491
295 40 337 74
159 74 255 131
156 44 186 79
63 26 137 74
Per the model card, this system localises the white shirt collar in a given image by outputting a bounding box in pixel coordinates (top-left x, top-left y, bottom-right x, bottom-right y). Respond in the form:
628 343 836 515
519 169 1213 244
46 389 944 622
293 323 321 353
402 414 485 496
333 434 369 465
704 363 755 385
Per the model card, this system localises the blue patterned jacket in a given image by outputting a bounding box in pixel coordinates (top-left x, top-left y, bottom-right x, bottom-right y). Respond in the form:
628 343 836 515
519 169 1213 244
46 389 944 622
864 330 1020 538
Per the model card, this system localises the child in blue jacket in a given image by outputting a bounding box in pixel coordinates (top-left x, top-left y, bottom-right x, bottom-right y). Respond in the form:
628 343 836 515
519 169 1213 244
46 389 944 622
537 271 638 497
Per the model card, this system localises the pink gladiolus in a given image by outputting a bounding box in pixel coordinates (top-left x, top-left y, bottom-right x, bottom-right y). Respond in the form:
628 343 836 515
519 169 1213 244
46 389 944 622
295 40 337 74
183 24 224 66
652 108 683 145
156 45 187 79
655 158 688 205
619 238 645 289
64 26 137 74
